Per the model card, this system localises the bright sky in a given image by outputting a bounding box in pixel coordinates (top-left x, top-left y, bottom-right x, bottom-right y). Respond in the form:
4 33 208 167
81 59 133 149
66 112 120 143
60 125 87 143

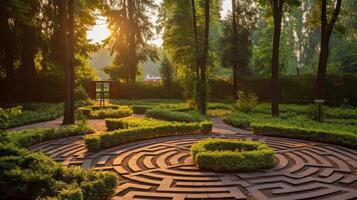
87 0 232 46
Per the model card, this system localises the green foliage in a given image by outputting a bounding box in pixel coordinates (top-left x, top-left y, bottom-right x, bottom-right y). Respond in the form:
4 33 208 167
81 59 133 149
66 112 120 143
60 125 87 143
224 103 357 148
105 0 158 82
146 108 205 122
160 54 175 95
253 122 357 148
0 144 118 200
191 138 275 172
233 91 258 113
86 118 212 152
59 186 83 200
131 105 155 114
8 123 93 148
0 103 63 129
78 105 133 119
105 118 162 131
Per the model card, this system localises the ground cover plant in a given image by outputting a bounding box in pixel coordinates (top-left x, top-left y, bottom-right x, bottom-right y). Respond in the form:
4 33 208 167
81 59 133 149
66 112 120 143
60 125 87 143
191 138 275 172
86 118 213 152
0 103 63 129
78 105 133 119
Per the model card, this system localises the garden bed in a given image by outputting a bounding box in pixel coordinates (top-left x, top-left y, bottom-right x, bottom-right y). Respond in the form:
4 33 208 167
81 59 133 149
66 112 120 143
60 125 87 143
191 138 275 172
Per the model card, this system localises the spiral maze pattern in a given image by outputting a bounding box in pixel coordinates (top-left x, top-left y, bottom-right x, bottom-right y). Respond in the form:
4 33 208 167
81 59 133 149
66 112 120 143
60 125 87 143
29 134 357 200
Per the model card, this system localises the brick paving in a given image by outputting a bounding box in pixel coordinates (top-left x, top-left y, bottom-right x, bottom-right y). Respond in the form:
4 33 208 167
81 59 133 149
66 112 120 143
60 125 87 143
29 132 357 200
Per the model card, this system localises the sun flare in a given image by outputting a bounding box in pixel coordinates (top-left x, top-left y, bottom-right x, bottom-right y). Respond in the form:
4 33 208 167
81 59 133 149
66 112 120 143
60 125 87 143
87 16 111 44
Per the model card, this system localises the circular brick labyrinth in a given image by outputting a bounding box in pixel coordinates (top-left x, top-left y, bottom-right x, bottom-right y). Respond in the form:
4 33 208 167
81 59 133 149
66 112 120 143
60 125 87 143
29 134 357 200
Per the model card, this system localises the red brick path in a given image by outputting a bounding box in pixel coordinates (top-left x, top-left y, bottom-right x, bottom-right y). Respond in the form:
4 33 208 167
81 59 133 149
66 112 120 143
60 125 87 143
29 133 357 200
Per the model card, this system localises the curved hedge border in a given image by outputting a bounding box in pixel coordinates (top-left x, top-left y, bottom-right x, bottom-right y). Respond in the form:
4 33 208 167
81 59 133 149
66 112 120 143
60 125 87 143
85 118 213 152
78 105 133 119
191 138 275 172
252 123 357 148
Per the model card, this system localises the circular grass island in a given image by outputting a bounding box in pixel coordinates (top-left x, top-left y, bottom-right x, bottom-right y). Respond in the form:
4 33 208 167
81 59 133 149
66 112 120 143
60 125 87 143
191 138 275 172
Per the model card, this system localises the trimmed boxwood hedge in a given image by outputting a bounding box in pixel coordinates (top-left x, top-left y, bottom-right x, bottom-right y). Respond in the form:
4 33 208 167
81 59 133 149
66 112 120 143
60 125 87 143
78 105 133 119
86 118 213 152
252 123 357 148
146 108 205 122
131 105 155 114
6 123 93 148
191 138 275 172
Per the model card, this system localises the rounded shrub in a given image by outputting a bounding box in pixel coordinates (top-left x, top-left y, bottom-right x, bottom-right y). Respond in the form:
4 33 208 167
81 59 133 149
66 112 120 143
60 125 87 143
191 138 275 172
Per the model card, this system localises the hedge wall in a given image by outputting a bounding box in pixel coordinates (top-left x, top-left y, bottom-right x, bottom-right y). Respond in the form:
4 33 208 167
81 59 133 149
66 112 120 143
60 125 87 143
103 74 357 104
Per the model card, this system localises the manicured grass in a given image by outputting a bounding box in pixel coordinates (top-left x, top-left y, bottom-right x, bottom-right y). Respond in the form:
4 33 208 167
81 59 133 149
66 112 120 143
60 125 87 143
191 138 275 172
85 118 212 152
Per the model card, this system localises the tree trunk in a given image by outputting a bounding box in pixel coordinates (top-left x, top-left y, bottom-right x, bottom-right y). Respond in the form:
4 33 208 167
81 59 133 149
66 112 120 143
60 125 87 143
20 23 37 100
128 0 137 83
316 0 342 100
232 0 238 99
191 0 201 107
62 0 75 125
199 0 209 115
271 0 283 117
20 24 37 80
0 12 15 81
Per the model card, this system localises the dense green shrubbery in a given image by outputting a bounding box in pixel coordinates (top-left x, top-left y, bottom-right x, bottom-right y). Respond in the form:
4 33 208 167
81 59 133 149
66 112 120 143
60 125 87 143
233 91 258 113
0 144 117 200
78 105 133 119
131 105 155 114
86 118 212 152
0 103 63 129
191 138 275 172
252 122 357 148
6 123 93 148
146 108 205 122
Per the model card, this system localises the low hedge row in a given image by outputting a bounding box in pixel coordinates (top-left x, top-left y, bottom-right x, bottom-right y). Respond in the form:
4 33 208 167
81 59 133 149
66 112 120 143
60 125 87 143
191 138 275 172
131 105 155 114
146 108 205 122
105 117 163 131
79 105 133 119
252 123 357 148
6 123 93 148
85 118 213 152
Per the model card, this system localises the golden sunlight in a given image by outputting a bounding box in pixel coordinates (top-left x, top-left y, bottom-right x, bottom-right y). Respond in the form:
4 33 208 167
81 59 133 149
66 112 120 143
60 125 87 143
87 16 111 44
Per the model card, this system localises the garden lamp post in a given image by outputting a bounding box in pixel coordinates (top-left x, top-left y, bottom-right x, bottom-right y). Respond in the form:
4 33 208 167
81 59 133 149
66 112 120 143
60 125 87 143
314 99 325 122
